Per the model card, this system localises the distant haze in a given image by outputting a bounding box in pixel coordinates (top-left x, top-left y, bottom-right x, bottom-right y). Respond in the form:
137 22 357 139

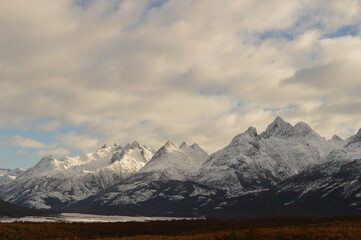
1 0 361 168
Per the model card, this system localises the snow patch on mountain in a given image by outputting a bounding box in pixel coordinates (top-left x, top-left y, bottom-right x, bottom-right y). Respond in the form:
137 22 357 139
0 168 25 185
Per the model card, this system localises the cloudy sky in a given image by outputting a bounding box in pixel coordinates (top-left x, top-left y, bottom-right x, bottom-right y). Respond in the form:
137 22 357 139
1 0 361 168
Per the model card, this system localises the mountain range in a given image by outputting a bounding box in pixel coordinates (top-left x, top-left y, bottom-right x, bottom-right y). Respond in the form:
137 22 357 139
1 117 361 218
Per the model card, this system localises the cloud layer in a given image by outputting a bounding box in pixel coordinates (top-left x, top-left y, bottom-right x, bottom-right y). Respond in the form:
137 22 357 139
1 0 361 166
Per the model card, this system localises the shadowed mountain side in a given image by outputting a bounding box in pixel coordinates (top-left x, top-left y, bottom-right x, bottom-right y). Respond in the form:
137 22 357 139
0 199 52 218
65 179 226 217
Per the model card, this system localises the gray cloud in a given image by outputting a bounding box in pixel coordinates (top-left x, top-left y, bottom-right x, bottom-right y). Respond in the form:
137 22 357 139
1 0 361 154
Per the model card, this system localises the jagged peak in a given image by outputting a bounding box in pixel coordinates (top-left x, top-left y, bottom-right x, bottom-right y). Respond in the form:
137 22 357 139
261 116 295 138
268 116 291 129
230 126 258 144
351 128 361 139
260 117 319 138
294 122 316 136
190 143 200 149
178 141 208 155
190 143 208 155
143 140 180 168
331 135 343 142
36 155 57 167
274 116 285 123
115 145 123 151
346 128 361 147
245 126 258 137
295 121 311 130
179 141 189 148
126 141 141 149
164 140 178 149
40 155 56 161
357 128 361 136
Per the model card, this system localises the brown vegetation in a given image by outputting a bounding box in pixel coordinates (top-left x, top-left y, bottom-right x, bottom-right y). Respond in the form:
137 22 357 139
1 216 361 239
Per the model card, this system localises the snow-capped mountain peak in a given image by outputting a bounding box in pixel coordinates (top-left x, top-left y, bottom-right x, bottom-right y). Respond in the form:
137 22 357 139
126 140 141 149
346 128 361 147
179 141 189 148
0 142 155 209
331 135 343 142
139 141 208 180
190 143 208 155
228 127 258 148
261 117 319 139
3 117 360 217
193 117 337 197
260 116 296 138
245 126 258 137
38 155 56 164
328 134 345 148
82 142 209 208
164 140 178 149
294 122 316 136
30 155 59 176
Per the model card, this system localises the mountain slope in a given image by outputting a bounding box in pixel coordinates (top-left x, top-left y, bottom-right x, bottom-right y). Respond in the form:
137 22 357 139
68 141 209 213
0 142 155 209
192 117 336 197
203 129 361 218
138 141 208 180
258 130 361 216
0 168 25 185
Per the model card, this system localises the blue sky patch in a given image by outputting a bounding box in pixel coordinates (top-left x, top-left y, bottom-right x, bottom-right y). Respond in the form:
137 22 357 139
324 24 360 38
258 30 295 41
139 120 150 125
265 103 298 113
148 0 168 10
74 0 95 9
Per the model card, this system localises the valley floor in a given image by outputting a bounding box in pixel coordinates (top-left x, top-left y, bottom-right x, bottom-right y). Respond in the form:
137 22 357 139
1 216 361 239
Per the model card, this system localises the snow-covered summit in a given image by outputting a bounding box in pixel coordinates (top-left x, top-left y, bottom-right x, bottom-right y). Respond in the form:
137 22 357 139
345 129 361 147
82 141 209 207
260 116 295 138
328 135 344 148
0 142 155 209
260 116 318 138
125 140 141 149
21 143 154 179
331 135 343 142
245 126 258 137
139 141 208 180
193 117 336 197
179 141 188 148
294 122 317 136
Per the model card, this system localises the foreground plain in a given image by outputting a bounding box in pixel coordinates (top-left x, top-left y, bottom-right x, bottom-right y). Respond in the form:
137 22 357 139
1 216 361 239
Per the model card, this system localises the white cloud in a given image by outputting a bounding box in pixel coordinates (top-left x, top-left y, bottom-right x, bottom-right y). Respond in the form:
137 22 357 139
37 147 71 157
1 135 51 149
1 0 361 154
57 132 101 152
